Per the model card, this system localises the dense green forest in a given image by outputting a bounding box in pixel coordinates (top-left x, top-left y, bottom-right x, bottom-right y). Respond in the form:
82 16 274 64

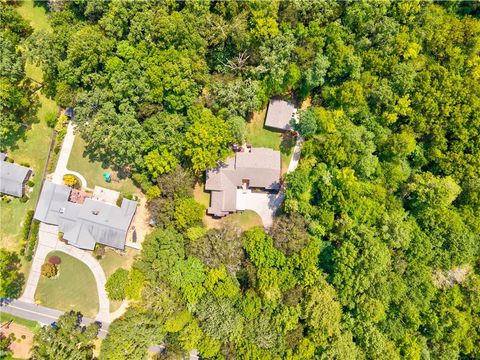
5 0 480 359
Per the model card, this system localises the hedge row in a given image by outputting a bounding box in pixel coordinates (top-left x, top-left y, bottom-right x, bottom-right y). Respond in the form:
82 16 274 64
25 220 40 261
20 210 34 256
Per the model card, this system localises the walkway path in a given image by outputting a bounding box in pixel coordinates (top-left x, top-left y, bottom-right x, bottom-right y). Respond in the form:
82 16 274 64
51 122 88 188
20 223 110 323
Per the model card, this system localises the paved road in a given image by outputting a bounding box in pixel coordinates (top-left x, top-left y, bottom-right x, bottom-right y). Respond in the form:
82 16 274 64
20 223 110 323
0 300 109 338
51 121 88 188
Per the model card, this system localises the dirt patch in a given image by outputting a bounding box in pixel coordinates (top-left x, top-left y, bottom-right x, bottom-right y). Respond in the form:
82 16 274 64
127 195 152 247
301 97 312 109
433 265 471 289
0 322 34 359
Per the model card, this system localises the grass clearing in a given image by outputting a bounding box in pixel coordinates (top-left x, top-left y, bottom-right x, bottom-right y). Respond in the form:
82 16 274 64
203 210 263 231
99 248 138 278
193 183 211 209
35 251 99 318
15 0 52 33
67 137 140 195
246 108 295 174
0 90 55 251
2 0 58 251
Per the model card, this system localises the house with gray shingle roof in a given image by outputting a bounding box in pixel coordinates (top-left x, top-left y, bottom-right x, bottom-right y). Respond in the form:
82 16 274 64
34 181 137 250
0 153 32 197
205 148 281 217
264 99 297 131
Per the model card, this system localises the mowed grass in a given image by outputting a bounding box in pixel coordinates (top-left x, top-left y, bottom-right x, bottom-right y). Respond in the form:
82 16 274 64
246 108 295 175
203 210 263 231
99 248 138 311
35 251 99 318
67 137 140 195
99 248 138 278
15 0 52 33
1 0 58 251
0 82 56 251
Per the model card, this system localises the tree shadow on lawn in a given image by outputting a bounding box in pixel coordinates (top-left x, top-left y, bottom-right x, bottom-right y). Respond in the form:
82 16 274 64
280 132 296 155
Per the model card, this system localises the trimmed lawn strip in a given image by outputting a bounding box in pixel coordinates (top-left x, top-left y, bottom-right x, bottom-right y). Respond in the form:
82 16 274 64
67 136 140 195
203 210 263 231
35 251 99 318
0 312 41 332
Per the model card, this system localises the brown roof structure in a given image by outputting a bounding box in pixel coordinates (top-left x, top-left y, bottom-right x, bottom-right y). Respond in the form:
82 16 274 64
264 99 296 131
205 148 281 216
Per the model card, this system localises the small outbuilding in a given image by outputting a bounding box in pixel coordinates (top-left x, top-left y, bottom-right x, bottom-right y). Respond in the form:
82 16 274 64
264 99 296 131
0 153 32 197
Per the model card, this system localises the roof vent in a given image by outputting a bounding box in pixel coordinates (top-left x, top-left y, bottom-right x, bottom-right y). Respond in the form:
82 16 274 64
59 207 65 214
92 210 99 215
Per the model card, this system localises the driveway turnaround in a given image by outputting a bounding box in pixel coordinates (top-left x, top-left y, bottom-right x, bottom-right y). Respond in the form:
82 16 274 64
20 223 110 323
51 122 88 188
236 189 285 228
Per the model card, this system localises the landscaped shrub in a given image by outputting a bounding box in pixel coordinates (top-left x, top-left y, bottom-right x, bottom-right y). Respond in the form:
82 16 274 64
63 174 79 189
116 195 123 207
41 262 57 278
45 112 57 128
6 158 14 163
48 255 62 265
131 173 151 193
19 195 29 203
19 162 30 168
1 195 12 203
27 180 35 187
22 210 34 242
58 232 64 240
93 244 105 259
105 268 129 300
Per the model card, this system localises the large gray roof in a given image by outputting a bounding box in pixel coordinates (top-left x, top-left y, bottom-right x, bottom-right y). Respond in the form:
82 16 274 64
205 148 280 216
34 182 137 250
0 157 31 197
264 99 296 131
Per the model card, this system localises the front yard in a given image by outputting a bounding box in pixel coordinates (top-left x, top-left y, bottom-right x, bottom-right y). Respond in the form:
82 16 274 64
35 251 99 318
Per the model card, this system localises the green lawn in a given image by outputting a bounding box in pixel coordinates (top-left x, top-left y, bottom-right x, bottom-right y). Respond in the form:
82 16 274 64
99 248 138 312
35 251 99 318
226 210 263 230
0 90 56 251
193 183 211 209
1 0 59 251
15 0 52 33
99 248 138 278
246 108 295 174
67 137 140 194
0 313 40 332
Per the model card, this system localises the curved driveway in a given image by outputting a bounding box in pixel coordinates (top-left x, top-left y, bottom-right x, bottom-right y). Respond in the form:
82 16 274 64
20 223 110 323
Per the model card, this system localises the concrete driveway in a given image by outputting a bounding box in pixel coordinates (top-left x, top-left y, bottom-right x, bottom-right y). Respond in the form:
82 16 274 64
20 223 110 323
236 189 284 227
